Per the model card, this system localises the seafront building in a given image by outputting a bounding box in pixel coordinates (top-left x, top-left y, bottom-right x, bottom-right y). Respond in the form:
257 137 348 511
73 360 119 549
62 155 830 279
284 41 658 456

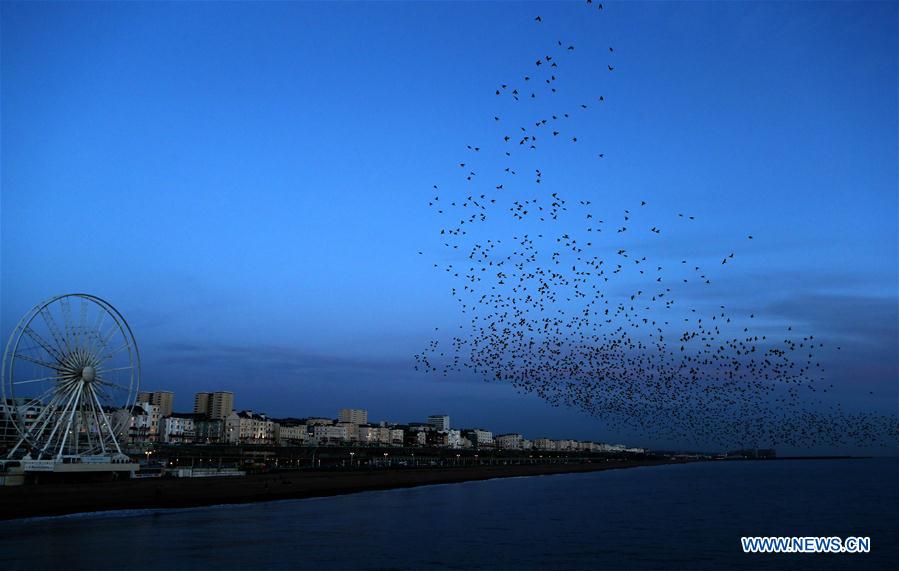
495 434 524 450
226 411 276 444
445 429 462 449
534 438 556 451
1 387 645 457
195 418 224 444
339 409 368 425
125 402 162 444
427 415 450 431
194 392 234 420
138 391 175 417
357 425 392 446
161 413 197 444
313 424 349 445
272 419 308 446
464 429 494 449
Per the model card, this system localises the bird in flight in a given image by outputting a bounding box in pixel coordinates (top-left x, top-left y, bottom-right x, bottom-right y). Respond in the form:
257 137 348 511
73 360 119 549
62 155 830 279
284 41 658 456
410 0 895 453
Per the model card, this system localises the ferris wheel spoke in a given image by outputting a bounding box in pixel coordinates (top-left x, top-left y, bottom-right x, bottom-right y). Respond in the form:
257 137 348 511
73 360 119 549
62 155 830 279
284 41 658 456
71 345 93 369
92 381 127 405
40 382 79 432
49 389 82 459
10 379 73 411
95 381 131 400
14 352 61 371
21 411 55 446
92 381 112 399
97 342 131 364
97 374 131 387
39 306 70 356
76 298 89 352
23 326 65 363
84 387 107 443
34 384 81 459
57 384 84 459
97 366 134 389
76 396 90 453
79 394 94 448
59 296 74 354
21 383 64 407
12 375 63 386
91 325 120 361
84 309 107 357
84 388 106 454
16 410 57 456
56 350 79 372
88 387 124 455
97 365 134 376
19 387 71 442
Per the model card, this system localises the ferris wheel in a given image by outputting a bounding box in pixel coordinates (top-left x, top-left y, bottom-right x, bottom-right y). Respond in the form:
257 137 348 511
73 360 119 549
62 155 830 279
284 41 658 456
2 294 140 461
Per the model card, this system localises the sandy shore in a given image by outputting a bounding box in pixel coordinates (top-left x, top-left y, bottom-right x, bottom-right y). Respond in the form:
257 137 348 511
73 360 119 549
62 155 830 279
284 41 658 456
0 459 686 521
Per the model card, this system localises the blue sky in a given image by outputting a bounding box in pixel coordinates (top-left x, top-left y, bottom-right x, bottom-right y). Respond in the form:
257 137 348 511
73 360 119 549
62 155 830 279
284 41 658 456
2 1 896 452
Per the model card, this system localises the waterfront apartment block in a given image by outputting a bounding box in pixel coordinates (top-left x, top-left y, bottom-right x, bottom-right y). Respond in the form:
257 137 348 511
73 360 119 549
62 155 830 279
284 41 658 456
534 438 556 451
427 415 450 431
124 402 162 444
226 411 275 445
445 429 462 449
313 424 349 445
194 392 234 420
195 418 224 444
358 425 392 445
138 391 175 417
161 413 197 444
339 409 368 425
495 433 524 450
273 422 308 446
463 429 494 448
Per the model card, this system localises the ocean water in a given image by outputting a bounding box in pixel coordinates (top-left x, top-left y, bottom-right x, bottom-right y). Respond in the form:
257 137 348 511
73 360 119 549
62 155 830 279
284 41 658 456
0 459 896 570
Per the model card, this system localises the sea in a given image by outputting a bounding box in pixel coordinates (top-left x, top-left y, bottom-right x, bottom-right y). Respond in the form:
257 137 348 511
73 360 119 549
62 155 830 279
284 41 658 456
0 459 896 570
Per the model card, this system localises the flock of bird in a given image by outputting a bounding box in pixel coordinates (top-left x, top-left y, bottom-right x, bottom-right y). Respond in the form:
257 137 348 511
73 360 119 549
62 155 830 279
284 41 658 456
414 4 897 449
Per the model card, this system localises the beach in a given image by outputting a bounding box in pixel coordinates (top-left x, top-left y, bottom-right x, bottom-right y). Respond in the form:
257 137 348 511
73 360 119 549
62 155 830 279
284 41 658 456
0 459 684 521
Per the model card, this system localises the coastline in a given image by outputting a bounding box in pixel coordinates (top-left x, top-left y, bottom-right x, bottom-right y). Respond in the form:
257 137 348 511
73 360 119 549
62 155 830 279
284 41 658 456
0 459 686 521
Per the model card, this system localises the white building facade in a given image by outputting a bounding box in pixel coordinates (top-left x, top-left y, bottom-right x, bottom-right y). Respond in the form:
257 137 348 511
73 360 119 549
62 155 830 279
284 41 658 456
427 415 450 431
161 414 196 444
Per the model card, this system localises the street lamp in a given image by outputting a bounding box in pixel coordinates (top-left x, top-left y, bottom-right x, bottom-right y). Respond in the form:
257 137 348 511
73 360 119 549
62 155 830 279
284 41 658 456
383 452 388 467
411 453 415 467
349 451 355 468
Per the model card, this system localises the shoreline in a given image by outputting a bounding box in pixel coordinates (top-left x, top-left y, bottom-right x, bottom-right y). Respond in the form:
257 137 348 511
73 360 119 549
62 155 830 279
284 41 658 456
0 459 686 521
